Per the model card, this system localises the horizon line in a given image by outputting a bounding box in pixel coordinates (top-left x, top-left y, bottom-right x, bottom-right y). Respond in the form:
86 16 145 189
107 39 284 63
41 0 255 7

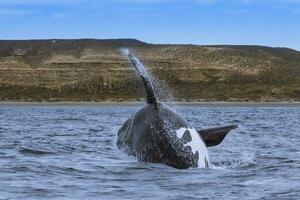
0 38 299 51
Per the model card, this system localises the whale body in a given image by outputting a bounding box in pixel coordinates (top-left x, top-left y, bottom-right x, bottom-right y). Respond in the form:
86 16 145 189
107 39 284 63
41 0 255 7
117 52 237 169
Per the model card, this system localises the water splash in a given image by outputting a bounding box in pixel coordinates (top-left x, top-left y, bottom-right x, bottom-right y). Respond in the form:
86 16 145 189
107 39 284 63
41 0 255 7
121 48 150 78
120 48 129 56
211 152 257 169
120 48 174 104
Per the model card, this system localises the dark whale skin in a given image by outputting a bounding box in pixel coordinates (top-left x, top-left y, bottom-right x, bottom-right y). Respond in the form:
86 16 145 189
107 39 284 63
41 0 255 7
117 51 236 169
117 103 202 169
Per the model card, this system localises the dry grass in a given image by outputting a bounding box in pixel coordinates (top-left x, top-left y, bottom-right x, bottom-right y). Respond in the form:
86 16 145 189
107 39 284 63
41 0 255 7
0 39 299 102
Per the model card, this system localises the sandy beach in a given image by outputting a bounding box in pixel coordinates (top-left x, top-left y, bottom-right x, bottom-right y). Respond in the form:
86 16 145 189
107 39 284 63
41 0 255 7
0 101 300 107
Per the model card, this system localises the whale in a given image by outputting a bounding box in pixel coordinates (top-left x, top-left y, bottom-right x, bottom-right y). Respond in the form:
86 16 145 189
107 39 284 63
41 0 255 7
117 52 237 169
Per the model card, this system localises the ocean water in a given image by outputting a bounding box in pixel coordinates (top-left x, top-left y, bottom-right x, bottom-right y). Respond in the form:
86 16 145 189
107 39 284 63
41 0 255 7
0 104 299 200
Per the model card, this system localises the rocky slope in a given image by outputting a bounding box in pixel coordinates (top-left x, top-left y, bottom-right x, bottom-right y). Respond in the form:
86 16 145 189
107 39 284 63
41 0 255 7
0 39 299 102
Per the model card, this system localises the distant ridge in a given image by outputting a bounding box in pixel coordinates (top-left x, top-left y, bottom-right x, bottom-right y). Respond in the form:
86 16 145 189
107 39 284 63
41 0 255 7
1 39 298 51
0 38 146 44
0 39 299 102
0 39 147 56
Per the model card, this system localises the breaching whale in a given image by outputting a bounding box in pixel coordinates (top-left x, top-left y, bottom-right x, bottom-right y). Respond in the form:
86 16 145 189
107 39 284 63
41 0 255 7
117 51 237 169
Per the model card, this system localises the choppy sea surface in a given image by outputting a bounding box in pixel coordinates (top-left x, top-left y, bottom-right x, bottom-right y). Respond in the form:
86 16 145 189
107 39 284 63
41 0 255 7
0 104 299 200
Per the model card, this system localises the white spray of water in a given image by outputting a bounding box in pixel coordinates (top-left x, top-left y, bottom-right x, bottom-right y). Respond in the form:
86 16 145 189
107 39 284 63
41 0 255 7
121 48 149 78
120 48 129 57
120 48 175 104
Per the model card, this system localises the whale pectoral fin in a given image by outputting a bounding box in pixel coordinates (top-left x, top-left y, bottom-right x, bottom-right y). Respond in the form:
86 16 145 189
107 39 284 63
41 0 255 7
198 125 238 147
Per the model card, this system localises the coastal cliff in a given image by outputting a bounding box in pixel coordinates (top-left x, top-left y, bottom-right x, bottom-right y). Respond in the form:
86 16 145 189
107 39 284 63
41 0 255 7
0 39 299 102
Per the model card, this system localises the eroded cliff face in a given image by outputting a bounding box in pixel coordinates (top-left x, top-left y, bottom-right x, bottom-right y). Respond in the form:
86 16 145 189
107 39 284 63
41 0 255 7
0 39 299 102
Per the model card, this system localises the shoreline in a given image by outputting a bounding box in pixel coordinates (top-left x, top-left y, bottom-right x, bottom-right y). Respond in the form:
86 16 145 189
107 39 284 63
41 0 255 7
0 101 300 107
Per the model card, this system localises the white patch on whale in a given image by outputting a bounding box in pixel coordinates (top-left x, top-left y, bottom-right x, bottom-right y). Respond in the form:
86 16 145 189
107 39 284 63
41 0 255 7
176 127 210 168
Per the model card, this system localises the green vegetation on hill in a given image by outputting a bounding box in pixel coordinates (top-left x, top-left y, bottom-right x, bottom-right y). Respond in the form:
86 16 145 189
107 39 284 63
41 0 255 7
0 39 299 102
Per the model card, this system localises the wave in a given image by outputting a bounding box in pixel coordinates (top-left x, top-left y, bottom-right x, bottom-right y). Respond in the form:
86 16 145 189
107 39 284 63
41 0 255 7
211 152 257 169
18 147 56 156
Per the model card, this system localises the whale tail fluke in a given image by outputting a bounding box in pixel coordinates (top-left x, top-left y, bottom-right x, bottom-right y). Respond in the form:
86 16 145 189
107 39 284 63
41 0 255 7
127 52 157 105
198 125 238 147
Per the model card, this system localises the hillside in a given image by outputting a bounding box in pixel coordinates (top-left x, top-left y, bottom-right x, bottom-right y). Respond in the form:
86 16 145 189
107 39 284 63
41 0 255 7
0 39 299 102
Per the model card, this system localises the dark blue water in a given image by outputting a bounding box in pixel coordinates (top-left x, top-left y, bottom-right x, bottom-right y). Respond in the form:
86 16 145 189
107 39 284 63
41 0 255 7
0 104 299 200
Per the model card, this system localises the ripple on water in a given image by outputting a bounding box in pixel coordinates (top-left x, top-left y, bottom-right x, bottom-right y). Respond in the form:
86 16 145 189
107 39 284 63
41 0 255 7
0 105 299 199
18 147 57 156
